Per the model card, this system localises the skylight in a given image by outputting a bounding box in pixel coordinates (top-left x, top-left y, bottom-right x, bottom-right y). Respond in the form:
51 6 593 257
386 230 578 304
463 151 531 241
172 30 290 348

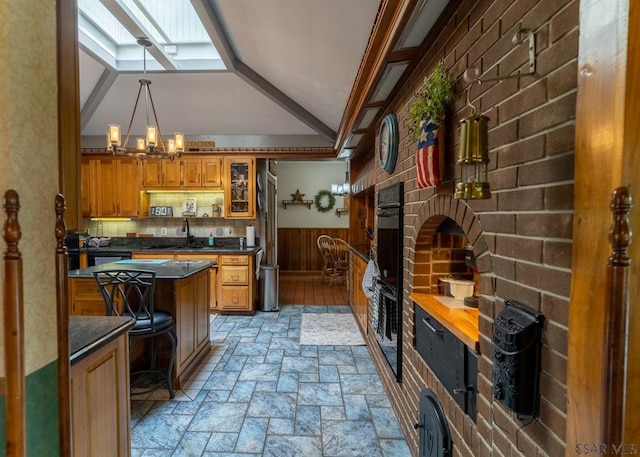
78 0 225 72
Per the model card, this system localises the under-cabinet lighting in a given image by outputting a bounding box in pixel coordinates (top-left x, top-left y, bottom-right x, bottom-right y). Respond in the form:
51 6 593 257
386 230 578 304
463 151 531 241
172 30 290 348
90 218 132 221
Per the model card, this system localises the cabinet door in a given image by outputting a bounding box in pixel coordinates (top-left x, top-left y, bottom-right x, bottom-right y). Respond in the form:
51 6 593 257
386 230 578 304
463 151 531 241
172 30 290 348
202 158 222 188
219 286 250 311
141 159 162 188
161 159 182 187
182 158 202 187
174 254 218 311
224 157 255 218
81 159 99 217
116 159 139 216
98 160 117 217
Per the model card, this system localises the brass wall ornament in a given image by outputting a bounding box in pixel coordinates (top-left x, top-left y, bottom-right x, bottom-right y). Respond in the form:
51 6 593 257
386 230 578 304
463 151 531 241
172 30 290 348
455 83 491 200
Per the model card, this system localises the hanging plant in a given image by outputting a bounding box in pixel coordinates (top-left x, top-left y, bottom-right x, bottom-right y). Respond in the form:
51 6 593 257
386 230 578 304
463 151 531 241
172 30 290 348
314 189 336 213
408 60 455 141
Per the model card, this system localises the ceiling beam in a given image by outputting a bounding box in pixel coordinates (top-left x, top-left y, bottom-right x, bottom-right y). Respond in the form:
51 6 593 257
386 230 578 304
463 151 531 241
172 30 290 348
99 0 177 70
80 69 118 131
235 60 337 144
189 0 236 71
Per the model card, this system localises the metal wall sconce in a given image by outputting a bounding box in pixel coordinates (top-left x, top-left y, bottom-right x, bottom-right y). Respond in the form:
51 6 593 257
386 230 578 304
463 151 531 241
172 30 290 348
455 27 537 200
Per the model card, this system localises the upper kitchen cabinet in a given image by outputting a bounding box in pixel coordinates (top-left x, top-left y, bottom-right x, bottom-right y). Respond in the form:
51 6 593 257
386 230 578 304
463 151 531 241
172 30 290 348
82 156 140 217
141 158 181 188
223 157 255 219
183 157 222 188
142 156 222 189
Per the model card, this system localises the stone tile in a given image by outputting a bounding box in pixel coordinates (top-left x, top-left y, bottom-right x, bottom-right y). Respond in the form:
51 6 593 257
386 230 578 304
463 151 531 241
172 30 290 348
322 420 382 457
319 350 356 366
172 431 210 456
298 382 343 406
264 349 285 364
223 355 247 371
263 435 323 457
228 381 256 403
379 438 413 457
321 405 346 420
319 365 340 383
189 402 248 433
281 356 318 374
295 405 321 435
370 407 406 439
344 394 370 421
255 381 278 392
233 341 265 356
267 418 295 435
131 414 192 450
238 363 280 382
340 373 384 394
235 417 268 453
246 392 297 418
276 372 299 392
204 432 238 452
204 390 231 402
202 371 240 391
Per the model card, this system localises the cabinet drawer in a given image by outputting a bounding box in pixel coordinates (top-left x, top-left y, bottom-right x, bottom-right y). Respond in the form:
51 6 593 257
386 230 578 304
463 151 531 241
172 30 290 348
220 255 248 266
220 266 248 285
219 286 249 310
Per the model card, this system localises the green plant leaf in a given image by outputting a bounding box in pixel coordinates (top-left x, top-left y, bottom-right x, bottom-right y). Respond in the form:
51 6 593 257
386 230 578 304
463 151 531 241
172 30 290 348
408 61 455 141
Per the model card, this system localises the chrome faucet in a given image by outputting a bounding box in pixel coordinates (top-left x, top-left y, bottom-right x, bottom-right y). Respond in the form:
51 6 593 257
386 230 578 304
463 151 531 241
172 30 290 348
182 218 193 246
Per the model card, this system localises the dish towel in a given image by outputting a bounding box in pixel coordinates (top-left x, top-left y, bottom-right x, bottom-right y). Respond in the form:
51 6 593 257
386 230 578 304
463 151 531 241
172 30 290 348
255 249 264 279
362 258 378 299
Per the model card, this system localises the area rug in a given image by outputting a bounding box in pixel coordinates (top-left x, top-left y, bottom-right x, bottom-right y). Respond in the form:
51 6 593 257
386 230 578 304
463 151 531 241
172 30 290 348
300 313 366 346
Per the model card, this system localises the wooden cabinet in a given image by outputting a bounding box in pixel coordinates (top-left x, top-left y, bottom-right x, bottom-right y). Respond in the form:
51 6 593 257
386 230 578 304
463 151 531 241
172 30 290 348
218 254 255 313
69 278 108 316
70 331 130 457
142 157 222 189
351 254 368 331
141 158 181 188
175 253 219 311
81 156 140 217
224 157 255 218
202 157 222 187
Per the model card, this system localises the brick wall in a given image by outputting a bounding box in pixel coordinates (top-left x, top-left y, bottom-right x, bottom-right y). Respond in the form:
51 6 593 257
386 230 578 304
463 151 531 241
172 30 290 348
366 0 578 455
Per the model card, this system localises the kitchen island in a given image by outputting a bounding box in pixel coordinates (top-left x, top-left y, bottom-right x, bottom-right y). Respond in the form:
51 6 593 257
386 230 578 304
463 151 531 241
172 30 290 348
70 315 134 457
68 259 213 389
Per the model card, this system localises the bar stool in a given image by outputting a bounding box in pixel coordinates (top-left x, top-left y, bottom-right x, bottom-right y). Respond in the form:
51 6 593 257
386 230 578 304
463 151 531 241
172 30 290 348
93 269 177 398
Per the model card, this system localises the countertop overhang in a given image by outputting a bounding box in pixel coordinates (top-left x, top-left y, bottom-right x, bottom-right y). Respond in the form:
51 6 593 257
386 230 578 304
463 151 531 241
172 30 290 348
68 259 214 279
411 292 480 352
70 316 134 365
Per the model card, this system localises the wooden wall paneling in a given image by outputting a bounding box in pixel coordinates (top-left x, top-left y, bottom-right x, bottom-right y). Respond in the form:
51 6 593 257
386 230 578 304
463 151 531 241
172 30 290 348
277 228 349 271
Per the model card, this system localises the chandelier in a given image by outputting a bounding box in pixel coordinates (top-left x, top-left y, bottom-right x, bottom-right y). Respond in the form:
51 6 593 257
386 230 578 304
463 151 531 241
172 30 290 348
106 38 184 160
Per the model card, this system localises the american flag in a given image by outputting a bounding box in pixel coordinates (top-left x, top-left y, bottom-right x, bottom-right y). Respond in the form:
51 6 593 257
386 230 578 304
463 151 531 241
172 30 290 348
416 120 442 188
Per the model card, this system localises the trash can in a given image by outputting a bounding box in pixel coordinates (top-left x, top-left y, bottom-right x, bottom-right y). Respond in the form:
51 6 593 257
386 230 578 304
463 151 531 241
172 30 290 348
258 265 279 312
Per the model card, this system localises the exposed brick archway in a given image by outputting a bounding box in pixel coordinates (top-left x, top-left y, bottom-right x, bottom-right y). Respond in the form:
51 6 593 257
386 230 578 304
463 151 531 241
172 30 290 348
406 194 493 299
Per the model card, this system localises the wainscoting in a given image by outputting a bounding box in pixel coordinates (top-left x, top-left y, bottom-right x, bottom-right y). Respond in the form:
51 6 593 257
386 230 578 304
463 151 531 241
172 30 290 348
277 227 349 271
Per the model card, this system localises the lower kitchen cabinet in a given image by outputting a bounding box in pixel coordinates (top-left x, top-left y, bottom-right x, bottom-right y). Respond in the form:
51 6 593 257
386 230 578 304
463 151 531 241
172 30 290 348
70 330 131 457
218 254 255 313
175 253 218 311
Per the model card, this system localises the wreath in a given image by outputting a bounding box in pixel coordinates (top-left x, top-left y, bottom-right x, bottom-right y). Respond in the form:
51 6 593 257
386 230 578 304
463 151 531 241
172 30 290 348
314 189 336 213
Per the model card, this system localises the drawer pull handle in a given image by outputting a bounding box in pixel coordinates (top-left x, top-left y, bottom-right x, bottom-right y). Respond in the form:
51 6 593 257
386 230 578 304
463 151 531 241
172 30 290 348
422 318 443 335
231 275 240 280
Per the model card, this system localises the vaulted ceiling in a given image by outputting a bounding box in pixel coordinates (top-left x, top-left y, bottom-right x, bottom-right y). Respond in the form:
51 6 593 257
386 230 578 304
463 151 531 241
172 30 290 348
79 0 450 159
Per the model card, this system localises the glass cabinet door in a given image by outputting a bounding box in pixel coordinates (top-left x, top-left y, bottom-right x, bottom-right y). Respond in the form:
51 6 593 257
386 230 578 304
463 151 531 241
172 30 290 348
224 157 255 218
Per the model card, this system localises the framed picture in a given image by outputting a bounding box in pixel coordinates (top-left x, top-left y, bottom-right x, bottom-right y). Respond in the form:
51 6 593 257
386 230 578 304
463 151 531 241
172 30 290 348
182 198 196 216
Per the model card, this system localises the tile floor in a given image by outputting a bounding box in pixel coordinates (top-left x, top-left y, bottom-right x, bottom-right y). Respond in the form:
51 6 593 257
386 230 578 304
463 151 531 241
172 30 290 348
130 305 412 456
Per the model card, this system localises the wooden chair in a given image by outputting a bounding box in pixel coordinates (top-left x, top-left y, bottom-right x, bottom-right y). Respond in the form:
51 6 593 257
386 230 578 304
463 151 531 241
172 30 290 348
328 238 350 287
317 234 334 284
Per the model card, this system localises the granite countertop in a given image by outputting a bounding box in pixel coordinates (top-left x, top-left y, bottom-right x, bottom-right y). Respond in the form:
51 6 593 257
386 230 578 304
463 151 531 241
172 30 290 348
82 236 261 255
69 315 134 365
68 259 214 279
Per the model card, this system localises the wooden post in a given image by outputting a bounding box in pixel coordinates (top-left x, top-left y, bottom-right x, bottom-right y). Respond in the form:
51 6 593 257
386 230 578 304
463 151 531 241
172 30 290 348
601 187 632 443
3 189 26 457
55 193 72 456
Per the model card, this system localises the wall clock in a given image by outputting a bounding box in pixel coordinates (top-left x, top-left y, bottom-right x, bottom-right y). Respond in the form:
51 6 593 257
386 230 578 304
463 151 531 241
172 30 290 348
378 113 399 173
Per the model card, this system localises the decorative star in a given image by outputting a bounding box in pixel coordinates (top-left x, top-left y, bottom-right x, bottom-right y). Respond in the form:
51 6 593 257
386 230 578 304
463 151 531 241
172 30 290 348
291 189 305 203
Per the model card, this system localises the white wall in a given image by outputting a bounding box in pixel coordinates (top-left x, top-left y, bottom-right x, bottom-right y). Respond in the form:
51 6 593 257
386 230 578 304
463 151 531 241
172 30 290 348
277 161 349 228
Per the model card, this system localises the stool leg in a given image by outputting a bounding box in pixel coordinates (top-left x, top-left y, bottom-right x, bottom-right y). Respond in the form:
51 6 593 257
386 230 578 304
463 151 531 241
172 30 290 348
166 329 177 399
